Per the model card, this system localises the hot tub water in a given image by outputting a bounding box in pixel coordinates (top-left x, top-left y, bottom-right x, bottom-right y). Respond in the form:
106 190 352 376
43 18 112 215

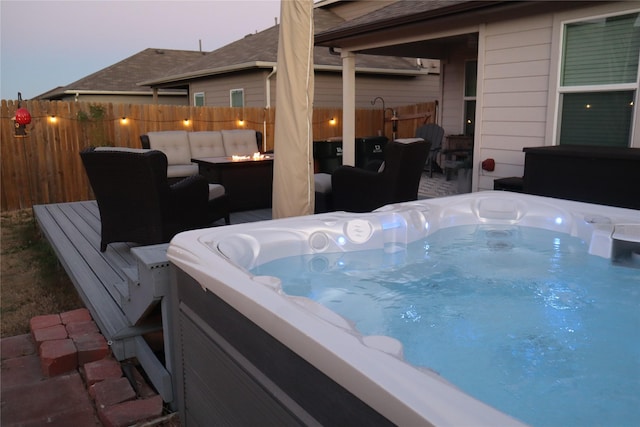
251 225 640 427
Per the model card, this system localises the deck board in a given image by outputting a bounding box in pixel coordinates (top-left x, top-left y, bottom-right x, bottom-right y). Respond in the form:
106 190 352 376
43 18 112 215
34 202 168 342
33 200 272 344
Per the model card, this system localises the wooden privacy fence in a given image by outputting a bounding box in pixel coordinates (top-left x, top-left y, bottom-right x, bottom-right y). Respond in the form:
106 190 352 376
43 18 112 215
1 100 435 211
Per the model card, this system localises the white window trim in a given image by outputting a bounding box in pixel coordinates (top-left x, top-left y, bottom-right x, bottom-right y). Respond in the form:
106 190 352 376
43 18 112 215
463 59 477 135
230 88 244 107
194 92 205 107
548 6 640 147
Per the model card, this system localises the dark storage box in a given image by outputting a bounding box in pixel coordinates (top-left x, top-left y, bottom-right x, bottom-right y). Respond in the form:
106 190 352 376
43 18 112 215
522 145 640 210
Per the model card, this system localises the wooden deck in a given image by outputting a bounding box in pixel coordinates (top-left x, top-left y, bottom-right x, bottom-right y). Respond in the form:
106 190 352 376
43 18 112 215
31 171 449 403
33 200 271 403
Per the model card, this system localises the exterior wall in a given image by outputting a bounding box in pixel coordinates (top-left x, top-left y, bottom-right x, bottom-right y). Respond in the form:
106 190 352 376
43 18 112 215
476 14 553 190
315 72 440 109
475 1 637 191
441 43 476 136
190 69 440 110
190 70 270 107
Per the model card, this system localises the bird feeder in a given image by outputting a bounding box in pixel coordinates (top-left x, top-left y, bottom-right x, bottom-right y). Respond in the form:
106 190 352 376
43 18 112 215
13 93 31 137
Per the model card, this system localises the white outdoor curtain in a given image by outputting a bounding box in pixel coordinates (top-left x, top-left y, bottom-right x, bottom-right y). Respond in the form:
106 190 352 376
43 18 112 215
272 0 315 218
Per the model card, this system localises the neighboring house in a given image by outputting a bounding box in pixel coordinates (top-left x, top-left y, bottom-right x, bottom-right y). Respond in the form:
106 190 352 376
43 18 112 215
315 0 640 191
37 48 206 105
140 6 441 109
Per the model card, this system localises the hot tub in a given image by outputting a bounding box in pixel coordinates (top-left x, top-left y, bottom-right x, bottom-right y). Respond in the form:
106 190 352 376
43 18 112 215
167 192 640 426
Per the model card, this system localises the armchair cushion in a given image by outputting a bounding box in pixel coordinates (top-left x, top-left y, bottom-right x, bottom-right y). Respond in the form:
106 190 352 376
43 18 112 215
167 163 199 178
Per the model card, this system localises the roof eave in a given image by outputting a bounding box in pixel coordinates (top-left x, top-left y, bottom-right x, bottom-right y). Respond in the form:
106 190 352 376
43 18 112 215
139 61 278 87
315 1 507 45
141 60 431 87
315 64 432 76
62 89 186 96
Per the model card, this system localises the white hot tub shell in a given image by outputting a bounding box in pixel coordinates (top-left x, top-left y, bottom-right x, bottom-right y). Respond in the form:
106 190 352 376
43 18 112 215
167 192 640 426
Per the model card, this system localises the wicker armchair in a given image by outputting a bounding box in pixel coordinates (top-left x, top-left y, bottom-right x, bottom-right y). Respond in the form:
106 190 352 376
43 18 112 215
331 139 430 213
415 124 445 177
80 147 228 252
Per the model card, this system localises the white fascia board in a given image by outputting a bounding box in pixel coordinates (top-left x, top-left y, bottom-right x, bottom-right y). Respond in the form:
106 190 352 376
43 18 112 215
64 89 186 96
140 61 429 87
138 62 278 86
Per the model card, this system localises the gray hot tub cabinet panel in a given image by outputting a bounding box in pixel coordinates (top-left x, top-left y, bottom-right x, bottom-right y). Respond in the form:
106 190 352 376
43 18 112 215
170 267 395 426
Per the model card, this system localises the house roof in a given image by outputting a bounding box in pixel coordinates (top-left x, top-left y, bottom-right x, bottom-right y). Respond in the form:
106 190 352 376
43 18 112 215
314 0 607 54
37 48 206 99
140 7 427 88
315 0 494 44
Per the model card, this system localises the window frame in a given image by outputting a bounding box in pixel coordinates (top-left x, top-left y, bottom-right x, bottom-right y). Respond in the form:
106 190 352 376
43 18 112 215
193 92 205 107
463 60 477 137
230 88 244 108
554 9 640 147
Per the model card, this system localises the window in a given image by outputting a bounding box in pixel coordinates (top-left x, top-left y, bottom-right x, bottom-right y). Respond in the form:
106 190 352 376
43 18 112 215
194 92 205 107
463 60 477 136
558 12 639 147
230 89 244 107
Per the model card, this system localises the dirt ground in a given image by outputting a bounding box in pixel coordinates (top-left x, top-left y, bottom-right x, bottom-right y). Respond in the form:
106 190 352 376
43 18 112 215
1 209 83 337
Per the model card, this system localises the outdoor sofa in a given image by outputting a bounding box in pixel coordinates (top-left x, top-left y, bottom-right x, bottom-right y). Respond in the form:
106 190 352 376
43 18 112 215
140 130 263 180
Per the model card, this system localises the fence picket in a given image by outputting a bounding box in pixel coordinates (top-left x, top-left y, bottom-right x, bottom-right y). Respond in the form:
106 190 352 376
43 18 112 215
1 99 434 211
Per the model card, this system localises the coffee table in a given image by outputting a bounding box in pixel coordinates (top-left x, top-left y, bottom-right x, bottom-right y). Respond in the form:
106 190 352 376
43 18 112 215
192 155 274 212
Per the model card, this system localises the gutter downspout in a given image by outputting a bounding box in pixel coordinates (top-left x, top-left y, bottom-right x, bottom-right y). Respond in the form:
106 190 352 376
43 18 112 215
264 66 277 152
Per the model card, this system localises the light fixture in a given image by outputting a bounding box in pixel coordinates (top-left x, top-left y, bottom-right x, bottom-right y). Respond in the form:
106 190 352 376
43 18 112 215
49 115 57 124
329 117 336 125
585 104 591 109
238 119 245 126
183 118 190 126
120 117 128 125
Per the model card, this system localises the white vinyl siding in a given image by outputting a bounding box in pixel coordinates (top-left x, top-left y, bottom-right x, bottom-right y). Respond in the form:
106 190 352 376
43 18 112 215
477 14 554 190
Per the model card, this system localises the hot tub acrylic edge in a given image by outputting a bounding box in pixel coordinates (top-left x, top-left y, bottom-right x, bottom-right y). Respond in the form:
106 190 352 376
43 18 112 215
167 192 640 426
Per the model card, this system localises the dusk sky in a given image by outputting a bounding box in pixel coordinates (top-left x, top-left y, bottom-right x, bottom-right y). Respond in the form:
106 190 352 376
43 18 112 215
1 0 282 100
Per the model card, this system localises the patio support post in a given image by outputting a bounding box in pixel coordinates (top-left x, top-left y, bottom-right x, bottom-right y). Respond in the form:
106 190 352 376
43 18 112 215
341 50 356 166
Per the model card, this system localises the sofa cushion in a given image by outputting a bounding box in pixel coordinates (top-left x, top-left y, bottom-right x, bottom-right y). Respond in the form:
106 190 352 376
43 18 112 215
167 164 199 179
221 130 259 156
147 131 192 165
189 131 226 158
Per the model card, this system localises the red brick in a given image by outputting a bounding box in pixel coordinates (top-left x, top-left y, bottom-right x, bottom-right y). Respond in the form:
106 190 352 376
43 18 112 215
98 395 163 427
128 364 157 399
75 333 110 365
0 334 36 360
60 308 92 324
30 314 61 332
39 339 78 377
90 377 136 408
32 324 68 346
83 357 122 386
66 320 99 338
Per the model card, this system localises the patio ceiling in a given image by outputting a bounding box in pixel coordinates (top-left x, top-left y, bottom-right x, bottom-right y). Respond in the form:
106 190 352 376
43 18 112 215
315 0 608 59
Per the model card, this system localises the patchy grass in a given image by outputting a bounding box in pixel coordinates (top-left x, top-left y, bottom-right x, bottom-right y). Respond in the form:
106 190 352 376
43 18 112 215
1 209 83 337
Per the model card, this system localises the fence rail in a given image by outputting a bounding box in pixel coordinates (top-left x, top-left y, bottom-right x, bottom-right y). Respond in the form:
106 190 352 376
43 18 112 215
1 100 435 211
